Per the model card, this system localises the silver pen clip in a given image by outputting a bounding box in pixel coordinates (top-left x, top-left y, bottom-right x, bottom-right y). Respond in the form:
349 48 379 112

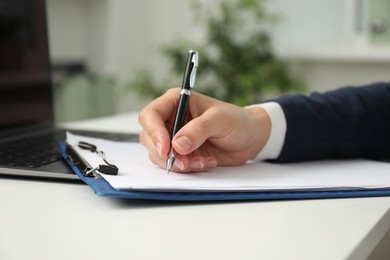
189 51 198 88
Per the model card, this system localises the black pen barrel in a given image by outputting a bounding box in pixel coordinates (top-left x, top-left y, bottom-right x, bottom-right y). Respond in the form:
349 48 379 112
171 93 190 139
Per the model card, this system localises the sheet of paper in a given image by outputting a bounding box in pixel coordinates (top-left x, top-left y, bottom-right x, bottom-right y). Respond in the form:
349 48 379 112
66 133 390 192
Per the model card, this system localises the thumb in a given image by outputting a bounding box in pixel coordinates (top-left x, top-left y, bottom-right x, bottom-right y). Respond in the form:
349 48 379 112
172 111 224 155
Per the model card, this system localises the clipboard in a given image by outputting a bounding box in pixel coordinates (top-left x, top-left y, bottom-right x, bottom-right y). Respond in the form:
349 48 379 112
57 140 390 201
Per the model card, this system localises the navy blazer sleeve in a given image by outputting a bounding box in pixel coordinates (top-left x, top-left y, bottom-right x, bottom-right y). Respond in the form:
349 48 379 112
272 82 390 162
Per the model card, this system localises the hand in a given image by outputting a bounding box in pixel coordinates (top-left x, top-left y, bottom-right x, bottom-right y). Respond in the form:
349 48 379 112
138 88 271 172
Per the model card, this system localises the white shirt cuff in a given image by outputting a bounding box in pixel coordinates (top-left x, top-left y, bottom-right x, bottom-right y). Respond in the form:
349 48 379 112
250 102 286 161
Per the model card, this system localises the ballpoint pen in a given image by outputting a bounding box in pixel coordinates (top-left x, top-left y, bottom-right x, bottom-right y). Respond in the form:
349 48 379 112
166 50 199 173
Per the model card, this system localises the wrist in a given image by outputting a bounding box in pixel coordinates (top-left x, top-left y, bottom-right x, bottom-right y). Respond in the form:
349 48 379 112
244 105 271 160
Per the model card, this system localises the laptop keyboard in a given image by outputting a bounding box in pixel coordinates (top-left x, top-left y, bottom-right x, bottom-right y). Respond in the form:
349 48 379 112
0 129 139 169
0 130 138 168
0 133 62 168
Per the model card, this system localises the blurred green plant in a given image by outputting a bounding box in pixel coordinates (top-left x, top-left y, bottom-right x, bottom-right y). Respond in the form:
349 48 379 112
125 0 306 106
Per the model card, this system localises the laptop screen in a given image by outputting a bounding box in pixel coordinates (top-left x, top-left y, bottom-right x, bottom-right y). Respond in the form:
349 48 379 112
0 0 53 130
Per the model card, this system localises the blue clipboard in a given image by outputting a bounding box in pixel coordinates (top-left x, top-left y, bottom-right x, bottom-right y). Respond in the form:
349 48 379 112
57 141 390 201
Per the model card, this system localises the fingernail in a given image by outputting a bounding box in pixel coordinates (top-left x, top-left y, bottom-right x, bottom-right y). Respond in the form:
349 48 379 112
173 158 184 170
206 159 217 168
175 136 192 151
190 160 204 169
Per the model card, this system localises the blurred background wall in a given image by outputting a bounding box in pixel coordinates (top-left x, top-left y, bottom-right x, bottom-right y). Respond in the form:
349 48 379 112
46 0 390 122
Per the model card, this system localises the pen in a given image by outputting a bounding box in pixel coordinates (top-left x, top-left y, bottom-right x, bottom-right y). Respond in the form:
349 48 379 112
166 50 199 173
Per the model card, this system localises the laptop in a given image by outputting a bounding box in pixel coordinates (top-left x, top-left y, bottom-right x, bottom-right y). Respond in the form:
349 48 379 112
0 0 135 180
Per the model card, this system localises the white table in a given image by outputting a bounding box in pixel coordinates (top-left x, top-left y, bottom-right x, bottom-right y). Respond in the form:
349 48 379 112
1 113 390 260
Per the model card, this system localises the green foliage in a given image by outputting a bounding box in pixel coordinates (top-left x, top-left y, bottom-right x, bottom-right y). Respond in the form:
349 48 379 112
125 0 306 106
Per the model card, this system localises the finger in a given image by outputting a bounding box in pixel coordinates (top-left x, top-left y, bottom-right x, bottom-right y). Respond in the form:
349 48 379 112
139 130 161 157
186 155 218 172
138 89 181 156
141 130 170 169
170 155 217 173
148 151 165 169
148 150 217 173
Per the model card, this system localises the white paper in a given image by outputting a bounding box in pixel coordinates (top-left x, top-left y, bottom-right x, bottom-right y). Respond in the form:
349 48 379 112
66 133 390 192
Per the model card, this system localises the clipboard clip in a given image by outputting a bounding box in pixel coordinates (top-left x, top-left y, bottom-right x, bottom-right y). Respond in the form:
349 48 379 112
65 142 119 178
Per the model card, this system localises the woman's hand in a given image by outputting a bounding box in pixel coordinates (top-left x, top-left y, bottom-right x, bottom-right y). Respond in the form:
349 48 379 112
138 88 271 172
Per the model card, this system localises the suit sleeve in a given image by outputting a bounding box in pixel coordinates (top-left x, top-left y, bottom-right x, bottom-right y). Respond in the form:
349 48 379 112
272 82 390 162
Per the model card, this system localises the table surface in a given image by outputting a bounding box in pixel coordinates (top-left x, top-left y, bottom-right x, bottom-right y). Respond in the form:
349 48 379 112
1 112 390 260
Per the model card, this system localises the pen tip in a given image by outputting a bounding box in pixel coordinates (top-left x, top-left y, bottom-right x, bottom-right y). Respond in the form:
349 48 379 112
166 156 175 174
